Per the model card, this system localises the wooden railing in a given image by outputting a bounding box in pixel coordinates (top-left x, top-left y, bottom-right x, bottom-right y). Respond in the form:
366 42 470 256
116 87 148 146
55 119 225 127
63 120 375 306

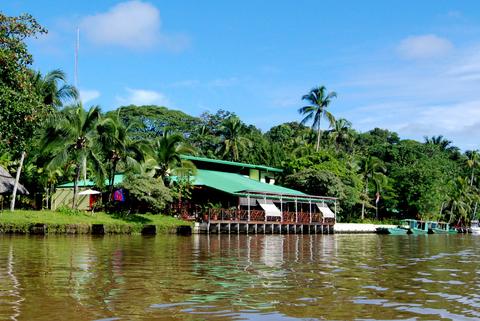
204 209 334 224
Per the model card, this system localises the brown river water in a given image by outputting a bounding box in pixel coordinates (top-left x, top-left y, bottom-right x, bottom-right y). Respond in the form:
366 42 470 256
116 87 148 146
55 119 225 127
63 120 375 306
0 234 479 321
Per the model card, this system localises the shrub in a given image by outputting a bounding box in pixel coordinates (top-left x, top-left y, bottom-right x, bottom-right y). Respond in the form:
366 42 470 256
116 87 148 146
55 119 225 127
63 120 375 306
118 173 172 213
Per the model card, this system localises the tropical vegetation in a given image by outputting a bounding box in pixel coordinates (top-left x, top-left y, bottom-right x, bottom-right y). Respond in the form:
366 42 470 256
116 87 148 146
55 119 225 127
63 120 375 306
1 12 479 226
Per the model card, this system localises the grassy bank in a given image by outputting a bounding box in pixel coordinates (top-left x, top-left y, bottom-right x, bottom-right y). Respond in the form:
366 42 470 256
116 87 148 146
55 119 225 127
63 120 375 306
0 210 191 234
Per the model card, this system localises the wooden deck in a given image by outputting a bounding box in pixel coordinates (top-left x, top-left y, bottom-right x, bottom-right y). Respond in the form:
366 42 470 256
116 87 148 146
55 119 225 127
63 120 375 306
202 209 335 234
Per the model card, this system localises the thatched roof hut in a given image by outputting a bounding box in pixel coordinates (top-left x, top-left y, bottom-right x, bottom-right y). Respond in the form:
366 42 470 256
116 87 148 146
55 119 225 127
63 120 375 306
0 165 29 195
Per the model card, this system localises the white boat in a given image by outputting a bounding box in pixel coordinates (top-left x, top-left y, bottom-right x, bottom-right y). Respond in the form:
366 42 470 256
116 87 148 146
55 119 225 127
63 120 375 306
471 220 480 235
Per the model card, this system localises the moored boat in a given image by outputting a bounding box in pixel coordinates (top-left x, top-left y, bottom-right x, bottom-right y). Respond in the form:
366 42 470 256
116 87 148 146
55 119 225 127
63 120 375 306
429 221 457 234
401 219 428 235
376 226 408 235
471 220 480 235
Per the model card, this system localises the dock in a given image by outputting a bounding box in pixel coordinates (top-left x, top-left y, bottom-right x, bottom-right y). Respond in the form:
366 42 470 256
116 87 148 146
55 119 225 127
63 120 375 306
196 208 335 234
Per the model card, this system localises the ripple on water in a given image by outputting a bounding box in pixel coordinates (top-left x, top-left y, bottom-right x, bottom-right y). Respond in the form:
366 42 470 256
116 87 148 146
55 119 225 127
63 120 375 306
1 234 480 320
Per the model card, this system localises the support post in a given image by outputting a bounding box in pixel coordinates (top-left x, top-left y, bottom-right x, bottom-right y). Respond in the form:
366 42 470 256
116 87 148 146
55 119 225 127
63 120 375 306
264 195 267 222
280 196 283 223
247 194 251 222
295 198 298 223
309 200 312 223
334 200 337 222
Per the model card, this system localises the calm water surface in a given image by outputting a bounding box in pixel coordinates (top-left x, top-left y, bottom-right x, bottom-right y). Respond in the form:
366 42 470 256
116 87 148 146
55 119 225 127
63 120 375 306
1 234 479 320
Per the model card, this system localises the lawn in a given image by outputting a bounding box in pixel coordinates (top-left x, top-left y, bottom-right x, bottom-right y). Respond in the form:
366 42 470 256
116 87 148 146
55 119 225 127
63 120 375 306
0 210 191 234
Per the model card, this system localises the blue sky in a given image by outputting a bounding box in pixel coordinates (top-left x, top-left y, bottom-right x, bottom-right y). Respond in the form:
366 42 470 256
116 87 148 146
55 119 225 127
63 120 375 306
4 1 480 150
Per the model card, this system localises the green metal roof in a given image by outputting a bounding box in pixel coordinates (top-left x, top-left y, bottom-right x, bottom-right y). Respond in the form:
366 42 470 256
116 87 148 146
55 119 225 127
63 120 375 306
189 169 305 196
181 155 283 173
57 174 124 188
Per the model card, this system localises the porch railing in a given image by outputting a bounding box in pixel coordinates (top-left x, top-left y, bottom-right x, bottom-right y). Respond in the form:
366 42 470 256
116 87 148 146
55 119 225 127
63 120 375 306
204 209 334 224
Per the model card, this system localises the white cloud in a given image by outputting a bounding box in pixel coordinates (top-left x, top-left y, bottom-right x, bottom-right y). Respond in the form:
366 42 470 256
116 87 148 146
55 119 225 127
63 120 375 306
397 34 453 59
80 1 189 50
116 88 170 106
208 77 239 87
79 89 100 104
338 43 480 150
446 48 480 81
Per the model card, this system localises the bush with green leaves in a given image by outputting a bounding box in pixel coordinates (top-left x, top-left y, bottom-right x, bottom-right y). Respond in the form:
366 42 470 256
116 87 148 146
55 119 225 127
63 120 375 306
118 173 172 214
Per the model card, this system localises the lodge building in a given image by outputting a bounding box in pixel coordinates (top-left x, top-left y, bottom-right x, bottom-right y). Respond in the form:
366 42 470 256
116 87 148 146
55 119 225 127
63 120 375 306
53 155 337 234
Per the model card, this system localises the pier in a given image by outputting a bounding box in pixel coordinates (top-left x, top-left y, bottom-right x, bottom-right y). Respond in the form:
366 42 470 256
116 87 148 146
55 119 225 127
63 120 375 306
197 204 336 234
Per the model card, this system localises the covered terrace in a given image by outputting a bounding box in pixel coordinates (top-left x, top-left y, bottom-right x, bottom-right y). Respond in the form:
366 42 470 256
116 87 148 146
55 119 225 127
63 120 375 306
176 169 337 232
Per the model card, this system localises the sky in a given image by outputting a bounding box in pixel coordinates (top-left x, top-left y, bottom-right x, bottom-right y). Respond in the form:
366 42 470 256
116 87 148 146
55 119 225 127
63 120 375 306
4 0 480 150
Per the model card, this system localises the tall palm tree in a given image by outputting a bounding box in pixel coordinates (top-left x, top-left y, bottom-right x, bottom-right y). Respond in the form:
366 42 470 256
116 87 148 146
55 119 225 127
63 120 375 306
40 104 104 208
424 135 453 151
10 69 78 211
96 112 150 199
466 150 480 187
217 116 251 161
360 156 387 220
298 86 337 151
328 118 353 151
31 69 78 109
445 177 478 225
154 132 196 181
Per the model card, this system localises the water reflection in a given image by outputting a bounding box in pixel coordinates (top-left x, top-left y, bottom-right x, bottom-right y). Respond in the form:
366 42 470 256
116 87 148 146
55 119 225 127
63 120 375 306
0 234 479 320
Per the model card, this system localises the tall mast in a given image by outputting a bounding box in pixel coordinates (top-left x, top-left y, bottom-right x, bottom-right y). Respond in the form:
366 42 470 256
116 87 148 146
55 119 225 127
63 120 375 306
74 27 79 91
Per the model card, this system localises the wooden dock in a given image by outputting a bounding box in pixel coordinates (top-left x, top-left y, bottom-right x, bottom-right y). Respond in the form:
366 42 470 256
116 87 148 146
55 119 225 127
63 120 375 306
206 221 334 234
199 209 335 234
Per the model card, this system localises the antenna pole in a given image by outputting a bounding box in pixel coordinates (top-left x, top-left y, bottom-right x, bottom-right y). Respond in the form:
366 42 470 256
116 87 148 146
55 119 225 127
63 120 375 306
74 27 79 91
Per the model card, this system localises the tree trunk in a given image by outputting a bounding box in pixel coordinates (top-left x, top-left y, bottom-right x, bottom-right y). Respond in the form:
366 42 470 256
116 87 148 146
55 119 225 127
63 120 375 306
10 151 26 212
361 177 368 220
72 164 81 209
316 117 322 152
45 184 49 209
109 161 117 202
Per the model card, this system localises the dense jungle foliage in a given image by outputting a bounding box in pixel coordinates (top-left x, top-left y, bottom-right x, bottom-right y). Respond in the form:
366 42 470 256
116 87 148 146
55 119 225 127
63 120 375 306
1 12 479 223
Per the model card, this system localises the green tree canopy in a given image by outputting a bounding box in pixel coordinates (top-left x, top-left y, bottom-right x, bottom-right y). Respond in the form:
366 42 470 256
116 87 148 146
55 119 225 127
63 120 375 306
111 105 201 141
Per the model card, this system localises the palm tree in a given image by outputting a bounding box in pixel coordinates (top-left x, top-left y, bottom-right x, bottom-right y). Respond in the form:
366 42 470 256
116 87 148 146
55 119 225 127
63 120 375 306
40 104 104 208
154 132 196 181
298 86 337 151
466 150 480 187
445 177 478 225
10 69 78 211
31 69 78 109
360 156 387 220
328 118 353 151
217 116 251 161
424 135 453 151
96 112 150 199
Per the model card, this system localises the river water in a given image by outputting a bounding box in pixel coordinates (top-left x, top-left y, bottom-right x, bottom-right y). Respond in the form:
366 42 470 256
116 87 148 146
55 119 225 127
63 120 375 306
0 234 479 321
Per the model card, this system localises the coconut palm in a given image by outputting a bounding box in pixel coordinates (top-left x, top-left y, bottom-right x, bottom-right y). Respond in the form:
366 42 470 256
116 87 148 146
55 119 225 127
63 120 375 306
154 132 196 181
216 116 251 161
30 69 78 109
328 118 353 151
424 135 453 151
466 150 480 187
40 104 104 208
10 69 78 211
360 156 387 220
445 177 478 225
96 112 150 199
298 86 337 151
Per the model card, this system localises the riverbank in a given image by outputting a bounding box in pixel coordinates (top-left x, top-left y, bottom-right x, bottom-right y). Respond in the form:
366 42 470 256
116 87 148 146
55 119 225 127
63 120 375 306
0 210 191 234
